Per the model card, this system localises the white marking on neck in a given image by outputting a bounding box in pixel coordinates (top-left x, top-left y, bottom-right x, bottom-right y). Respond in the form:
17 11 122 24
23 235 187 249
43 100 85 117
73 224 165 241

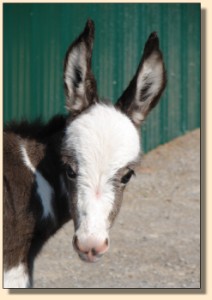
20 144 36 173
35 172 55 219
4 264 31 288
20 144 55 220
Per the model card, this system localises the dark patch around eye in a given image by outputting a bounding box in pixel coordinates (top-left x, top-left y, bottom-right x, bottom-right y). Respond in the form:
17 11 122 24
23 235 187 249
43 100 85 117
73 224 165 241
73 66 82 88
66 165 77 180
121 169 135 184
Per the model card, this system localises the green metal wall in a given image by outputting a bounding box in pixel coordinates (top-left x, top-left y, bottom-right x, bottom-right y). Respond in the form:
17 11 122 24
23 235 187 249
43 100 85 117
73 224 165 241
3 3 200 152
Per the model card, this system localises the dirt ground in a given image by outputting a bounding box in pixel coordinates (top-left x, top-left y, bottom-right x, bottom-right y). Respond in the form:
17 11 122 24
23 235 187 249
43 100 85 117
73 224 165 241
33 129 200 289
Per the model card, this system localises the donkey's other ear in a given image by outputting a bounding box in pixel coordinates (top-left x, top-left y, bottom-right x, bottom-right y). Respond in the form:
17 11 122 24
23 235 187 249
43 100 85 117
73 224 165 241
116 32 166 126
64 19 98 116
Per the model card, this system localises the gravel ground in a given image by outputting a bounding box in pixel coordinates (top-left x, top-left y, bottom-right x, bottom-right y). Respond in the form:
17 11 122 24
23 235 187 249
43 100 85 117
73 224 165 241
33 129 200 289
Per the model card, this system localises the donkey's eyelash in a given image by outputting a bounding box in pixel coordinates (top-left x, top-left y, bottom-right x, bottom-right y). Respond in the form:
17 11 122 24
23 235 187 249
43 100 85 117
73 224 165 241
126 168 136 177
66 165 77 180
129 169 136 177
121 169 135 184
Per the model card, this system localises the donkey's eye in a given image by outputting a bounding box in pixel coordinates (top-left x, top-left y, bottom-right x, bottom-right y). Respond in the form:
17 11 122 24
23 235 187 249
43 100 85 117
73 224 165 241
121 170 135 184
66 166 77 180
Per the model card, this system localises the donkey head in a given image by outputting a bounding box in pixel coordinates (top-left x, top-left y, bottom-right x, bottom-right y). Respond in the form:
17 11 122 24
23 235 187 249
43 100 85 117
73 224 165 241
61 20 166 263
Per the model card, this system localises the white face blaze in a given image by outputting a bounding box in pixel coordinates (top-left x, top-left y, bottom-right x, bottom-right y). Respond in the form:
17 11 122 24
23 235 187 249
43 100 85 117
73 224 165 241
62 25 165 255
64 103 140 244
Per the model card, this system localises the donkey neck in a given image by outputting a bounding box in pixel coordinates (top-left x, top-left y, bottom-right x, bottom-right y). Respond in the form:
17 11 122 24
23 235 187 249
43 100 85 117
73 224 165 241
4 115 72 231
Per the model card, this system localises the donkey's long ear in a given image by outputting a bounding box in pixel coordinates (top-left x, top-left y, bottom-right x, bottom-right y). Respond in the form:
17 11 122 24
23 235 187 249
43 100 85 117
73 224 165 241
64 19 98 116
116 32 166 126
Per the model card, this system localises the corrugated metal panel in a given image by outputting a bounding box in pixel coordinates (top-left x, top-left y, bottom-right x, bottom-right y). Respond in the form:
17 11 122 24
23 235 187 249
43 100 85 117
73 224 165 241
3 3 200 152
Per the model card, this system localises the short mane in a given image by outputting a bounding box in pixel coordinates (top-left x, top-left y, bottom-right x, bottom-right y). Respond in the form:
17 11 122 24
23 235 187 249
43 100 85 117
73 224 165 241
4 115 67 141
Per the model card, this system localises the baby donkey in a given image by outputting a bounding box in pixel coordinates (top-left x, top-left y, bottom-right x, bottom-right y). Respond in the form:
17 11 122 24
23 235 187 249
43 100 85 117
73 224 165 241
3 20 166 288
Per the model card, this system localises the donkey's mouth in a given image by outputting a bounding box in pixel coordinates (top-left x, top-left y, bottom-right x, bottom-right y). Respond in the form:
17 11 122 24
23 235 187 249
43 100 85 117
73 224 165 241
77 250 104 263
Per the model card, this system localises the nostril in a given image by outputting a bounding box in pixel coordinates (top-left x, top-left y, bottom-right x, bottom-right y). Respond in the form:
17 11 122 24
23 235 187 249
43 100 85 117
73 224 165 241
73 235 88 254
73 235 81 252
91 248 97 256
105 238 109 246
73 235 77 246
